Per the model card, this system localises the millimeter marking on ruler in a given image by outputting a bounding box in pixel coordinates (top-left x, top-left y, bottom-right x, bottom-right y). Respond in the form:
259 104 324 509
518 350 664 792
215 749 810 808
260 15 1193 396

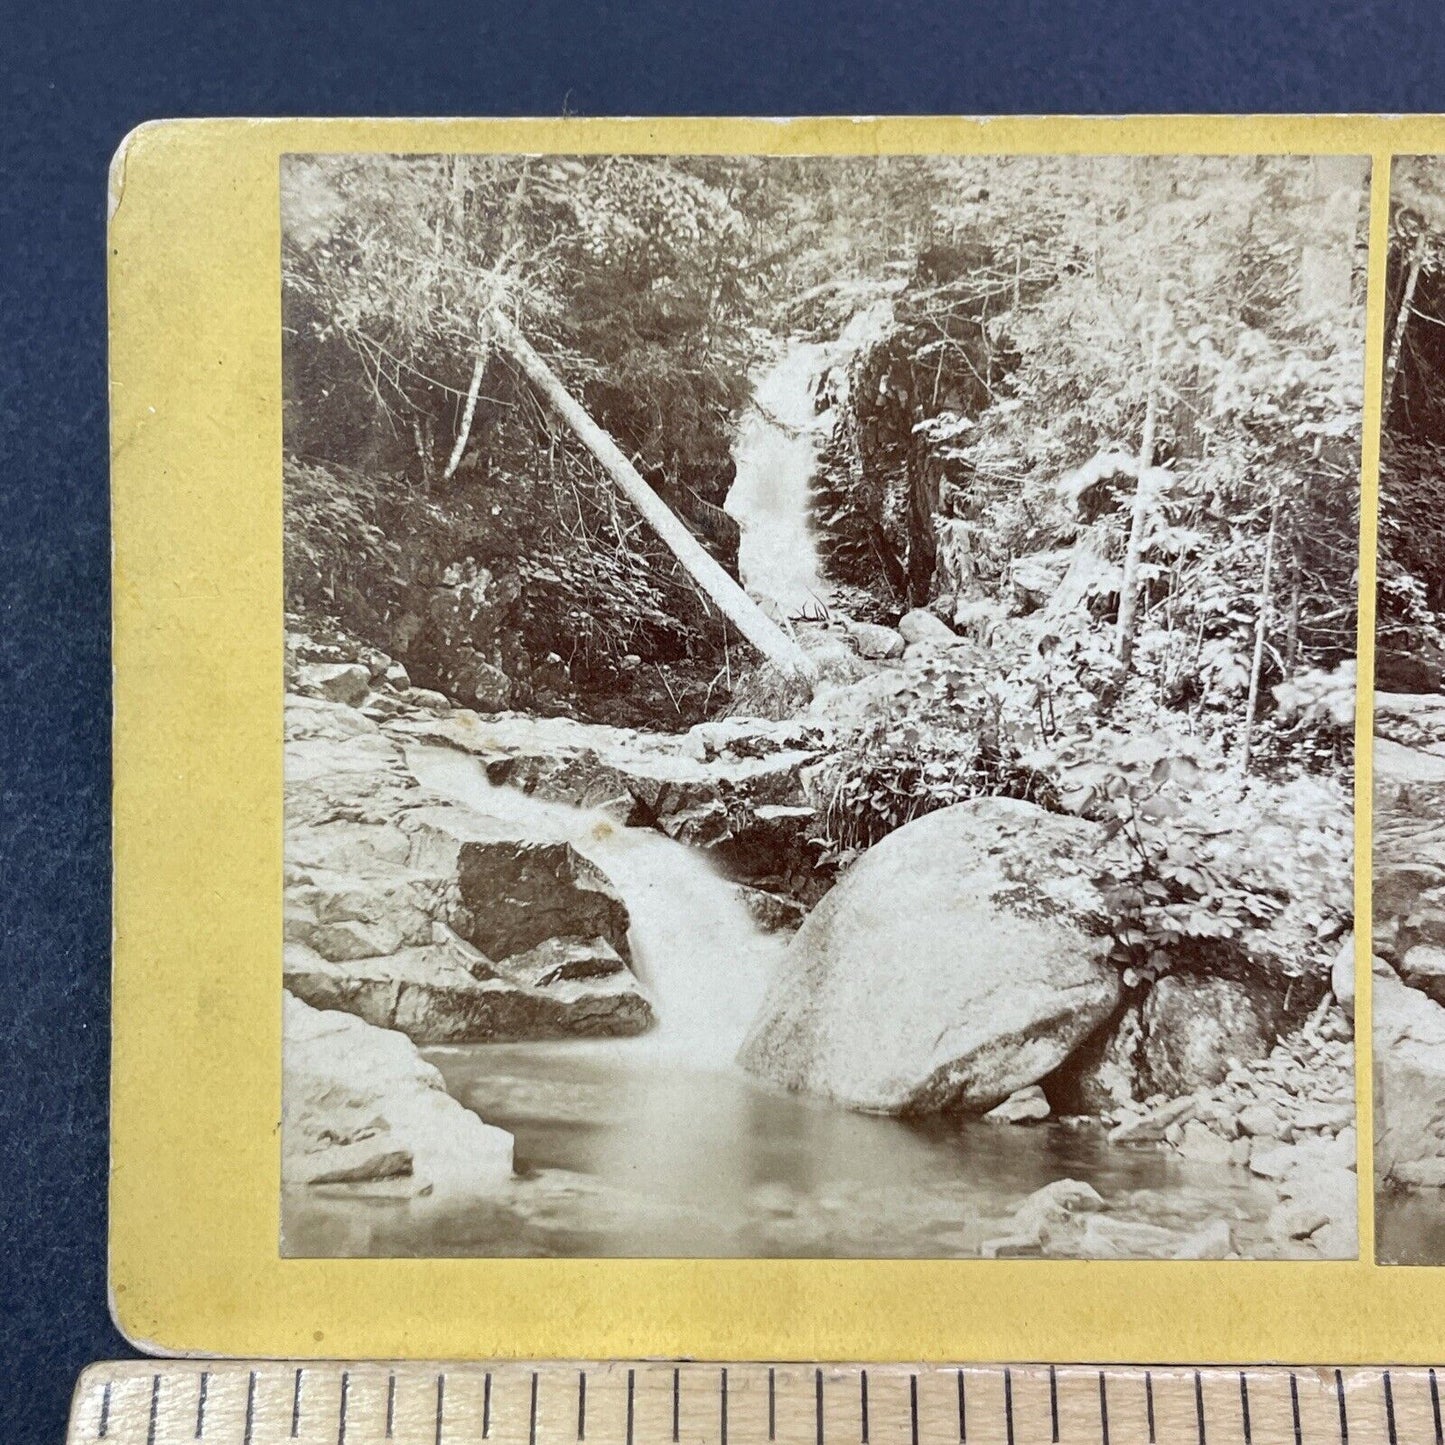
68 1361 1445 1445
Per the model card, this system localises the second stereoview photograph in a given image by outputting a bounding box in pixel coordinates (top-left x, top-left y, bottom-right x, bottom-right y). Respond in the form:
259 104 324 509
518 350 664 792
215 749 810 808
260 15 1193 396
1374 155 1445 1264
276 151 1367 1260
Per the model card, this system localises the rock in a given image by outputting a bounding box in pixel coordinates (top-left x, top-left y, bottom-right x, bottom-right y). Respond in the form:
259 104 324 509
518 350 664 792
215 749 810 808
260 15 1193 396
739 798 1120 1114
298 662 371 706
384 660 411 691
284 937 652 1045
1278 1165 1358 1226
401 805 633 965
1074 1215 1227 1261
734 885 808 935
844 619 906 660
1289 1101 1355 1133
393 706 826 900
1138 975 1275 1095
453 657 513 712
1249 1143 1304 1180
1269 1201 1329 1242
282 697 653 1044
1331 934 1356 1017
1237 1103 1285 1139
897 608 959 646
282 992 513 1197
1393 1158 1445 1188
1401 944 1445 1006
405 687 452 711
979 1234 1044 1260
1002 1178 1105 1246
1107 1095 1195 1144
1175 1119 1234 1164
1172 1219 1234 1260
303 1139 413 1186
984 1086 1051 1124
1374 969 1445 1189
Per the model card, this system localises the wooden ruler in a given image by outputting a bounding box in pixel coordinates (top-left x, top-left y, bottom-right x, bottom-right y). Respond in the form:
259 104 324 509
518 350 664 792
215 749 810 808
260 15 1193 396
66 1362 1444 1445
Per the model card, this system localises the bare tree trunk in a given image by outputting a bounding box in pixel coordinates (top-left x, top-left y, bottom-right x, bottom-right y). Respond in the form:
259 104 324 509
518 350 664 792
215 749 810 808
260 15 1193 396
442 329 490 481
441 165 529 483
1241 496 1279 775
1115 309 1163 670
492 311 817 686
1385 242 1424 416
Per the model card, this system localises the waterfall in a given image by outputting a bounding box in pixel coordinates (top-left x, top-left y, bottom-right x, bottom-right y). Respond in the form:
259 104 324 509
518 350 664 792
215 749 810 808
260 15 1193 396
405 745 786 1069
725 309 895 619
725 342 833 618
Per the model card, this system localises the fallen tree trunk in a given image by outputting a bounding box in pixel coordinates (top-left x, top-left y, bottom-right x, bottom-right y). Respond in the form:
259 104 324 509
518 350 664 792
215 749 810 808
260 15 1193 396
492 310 817 686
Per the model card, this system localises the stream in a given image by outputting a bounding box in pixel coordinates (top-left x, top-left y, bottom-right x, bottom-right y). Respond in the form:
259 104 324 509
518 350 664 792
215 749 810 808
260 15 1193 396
280 337 1280 1260
281 743 1278 1260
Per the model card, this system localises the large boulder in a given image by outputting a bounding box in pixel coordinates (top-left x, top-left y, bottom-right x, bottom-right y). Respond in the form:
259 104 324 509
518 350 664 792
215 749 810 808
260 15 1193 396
738 797 1120 1113
281 992 513 1197
1137 975 1276 1096
1375 968 1445 1189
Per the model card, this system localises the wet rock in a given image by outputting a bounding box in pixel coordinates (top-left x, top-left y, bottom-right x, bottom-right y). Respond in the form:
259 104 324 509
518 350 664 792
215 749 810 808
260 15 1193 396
739 798 1120 1114
282 992 513 1197
984 1086 1051 1124
284 936 652 1044
1139 975 1275 1095
297 662 371 706
1107 1095 1195 1144
401 804 632 965
981 1178 1105 1254
1074 1215 1231 1261
391 707 827 899
283 695 652 1046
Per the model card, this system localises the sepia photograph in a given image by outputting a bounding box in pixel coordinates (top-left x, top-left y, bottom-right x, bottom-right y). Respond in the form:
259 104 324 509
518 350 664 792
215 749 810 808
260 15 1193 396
1373 156 1445 1264
278 151 1366 1261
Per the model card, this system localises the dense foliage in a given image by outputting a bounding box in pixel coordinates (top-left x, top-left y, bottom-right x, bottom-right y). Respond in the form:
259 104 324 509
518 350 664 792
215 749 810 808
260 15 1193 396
285 152 1365 987
1377 159 1445 679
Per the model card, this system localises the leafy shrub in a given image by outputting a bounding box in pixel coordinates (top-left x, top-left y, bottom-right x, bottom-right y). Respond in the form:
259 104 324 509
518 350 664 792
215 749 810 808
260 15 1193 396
814 644 1059 861
1060 726 1351 989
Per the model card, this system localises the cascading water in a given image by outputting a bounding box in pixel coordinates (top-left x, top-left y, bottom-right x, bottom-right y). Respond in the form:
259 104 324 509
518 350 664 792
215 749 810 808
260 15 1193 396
725 342 833 618
405 745 782 1067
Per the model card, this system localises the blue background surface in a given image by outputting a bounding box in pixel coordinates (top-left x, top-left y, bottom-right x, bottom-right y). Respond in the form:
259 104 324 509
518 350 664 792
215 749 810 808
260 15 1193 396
2 2 1443 1439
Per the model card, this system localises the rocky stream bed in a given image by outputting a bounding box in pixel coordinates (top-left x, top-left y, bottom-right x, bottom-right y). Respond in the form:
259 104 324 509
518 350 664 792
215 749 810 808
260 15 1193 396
281 656 1358 1261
